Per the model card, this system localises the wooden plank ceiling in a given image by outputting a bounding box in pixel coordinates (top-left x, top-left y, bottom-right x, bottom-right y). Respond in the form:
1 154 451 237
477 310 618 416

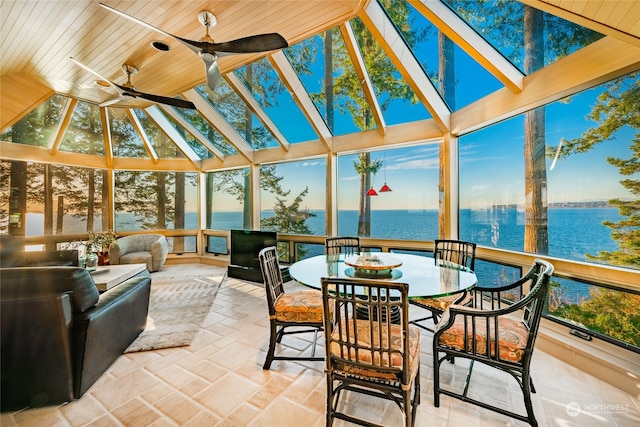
0 0 366 129
1 0 639 131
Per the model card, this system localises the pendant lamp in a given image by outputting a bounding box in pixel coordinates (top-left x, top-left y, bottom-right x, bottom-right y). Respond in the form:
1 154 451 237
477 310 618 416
379 182 392 192
366 187 378 196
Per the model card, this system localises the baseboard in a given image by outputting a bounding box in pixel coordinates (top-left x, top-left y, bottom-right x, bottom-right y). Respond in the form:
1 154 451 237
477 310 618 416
537 319 640 398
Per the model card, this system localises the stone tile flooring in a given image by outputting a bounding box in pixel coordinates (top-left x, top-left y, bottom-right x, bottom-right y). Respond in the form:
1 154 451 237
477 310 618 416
2 264 638 426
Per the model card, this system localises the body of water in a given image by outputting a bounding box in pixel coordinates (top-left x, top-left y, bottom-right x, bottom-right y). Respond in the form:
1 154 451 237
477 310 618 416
25 207 622 300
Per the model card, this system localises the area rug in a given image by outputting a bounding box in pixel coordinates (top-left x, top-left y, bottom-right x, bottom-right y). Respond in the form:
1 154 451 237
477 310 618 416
125 272 226 353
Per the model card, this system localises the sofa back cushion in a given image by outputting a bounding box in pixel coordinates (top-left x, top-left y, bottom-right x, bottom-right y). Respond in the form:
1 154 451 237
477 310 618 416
0 267 100 313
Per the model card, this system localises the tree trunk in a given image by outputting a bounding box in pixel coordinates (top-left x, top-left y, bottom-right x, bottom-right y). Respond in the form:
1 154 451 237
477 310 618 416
438 29 455 239
357 153 372 237
243 65 253 230
325 28 334 134
101 170 109 230
174 172 185 252
87 169 95 231
206 173 214 229
523 6 549 254
157 172 166 229
44 164 54 235
9 161 27 236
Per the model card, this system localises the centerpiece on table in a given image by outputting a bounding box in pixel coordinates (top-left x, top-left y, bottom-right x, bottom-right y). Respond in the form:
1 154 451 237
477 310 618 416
87 230 118 266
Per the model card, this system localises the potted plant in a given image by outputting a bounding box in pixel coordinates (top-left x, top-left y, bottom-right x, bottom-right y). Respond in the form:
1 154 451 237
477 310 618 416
87 230 118 265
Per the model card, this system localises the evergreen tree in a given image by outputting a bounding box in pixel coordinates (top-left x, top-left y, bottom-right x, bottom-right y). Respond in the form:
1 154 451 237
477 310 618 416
556 73 640 268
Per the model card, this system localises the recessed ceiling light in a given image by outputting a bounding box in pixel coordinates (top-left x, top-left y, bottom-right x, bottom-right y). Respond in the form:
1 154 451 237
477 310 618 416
151 40 170 51
96 80 110 87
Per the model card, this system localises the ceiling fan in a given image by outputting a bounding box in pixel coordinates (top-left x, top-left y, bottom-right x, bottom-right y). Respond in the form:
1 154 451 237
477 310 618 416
70 57 196 109
99 3 289 91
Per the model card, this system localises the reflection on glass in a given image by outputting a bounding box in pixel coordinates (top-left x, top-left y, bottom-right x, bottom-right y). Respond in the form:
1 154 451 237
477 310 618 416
60 101 105 155
109 108 146 157
133 109 183 159
236 59 316 143
196 81 278 150
1 94 67 146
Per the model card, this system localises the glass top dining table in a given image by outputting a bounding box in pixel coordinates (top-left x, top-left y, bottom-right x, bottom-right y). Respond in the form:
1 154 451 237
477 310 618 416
288 252 477 299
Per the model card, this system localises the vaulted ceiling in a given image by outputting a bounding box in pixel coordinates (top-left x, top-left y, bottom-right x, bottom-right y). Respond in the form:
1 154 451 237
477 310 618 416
2 0 640 171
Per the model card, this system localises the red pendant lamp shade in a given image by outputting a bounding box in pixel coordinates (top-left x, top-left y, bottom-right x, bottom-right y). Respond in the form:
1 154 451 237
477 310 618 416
379 183 392 192
366 187 378 196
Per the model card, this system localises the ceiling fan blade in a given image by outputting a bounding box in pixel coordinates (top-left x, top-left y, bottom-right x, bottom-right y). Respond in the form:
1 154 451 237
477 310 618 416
204 58 221 91
211 33 288 54
70 57 124 96
99 3 200 55
70 57 110 82
99 97 124 108
132 91 196 110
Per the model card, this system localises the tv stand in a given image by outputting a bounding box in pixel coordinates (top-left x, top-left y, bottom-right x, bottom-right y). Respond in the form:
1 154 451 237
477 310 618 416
227 264 263 283
228 229 286 284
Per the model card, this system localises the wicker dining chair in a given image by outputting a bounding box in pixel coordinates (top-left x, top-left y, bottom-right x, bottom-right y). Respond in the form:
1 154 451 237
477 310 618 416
321 277 421 427
325 236 361 255
410 239 477 332
258 246 324 370
433 259 554 427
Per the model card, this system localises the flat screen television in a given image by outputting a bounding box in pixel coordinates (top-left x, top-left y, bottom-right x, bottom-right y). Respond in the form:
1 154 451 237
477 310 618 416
230 229 278 270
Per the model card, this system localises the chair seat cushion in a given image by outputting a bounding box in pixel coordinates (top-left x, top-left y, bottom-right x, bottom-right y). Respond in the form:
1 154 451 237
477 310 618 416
412 294 461 311
438 316 529 363
274 289 324 323
330 319 420 381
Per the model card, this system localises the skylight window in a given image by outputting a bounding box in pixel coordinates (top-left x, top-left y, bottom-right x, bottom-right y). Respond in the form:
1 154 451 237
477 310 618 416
1 94 67 147
196 80 279 151
350 17 430 126
235 58 316 143
59 100 105 155
284 28 376 136
446 0 604 74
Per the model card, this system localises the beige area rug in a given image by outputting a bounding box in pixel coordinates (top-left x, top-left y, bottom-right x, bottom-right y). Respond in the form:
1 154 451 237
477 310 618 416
125 271 226 353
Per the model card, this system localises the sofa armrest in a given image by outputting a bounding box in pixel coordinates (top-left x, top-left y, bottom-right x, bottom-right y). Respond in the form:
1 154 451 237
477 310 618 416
151 237 168 272
71 272 151 397
1 293 74 409
108 241 123 265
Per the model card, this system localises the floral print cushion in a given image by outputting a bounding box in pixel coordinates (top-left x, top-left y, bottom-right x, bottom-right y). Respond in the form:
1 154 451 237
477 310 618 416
438 316 529 363
274 290 324 323
412 294 461 311
330 319 421 380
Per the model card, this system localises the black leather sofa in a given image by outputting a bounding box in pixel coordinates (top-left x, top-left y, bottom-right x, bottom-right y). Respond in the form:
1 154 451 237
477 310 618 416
1 266 151 411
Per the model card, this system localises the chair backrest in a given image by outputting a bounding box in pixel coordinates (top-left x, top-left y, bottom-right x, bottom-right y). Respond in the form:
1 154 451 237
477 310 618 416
321 277 412 383
258 246 285 316
325 237 361 255
471 258 552 311
518 259 554 336
434 239 476 270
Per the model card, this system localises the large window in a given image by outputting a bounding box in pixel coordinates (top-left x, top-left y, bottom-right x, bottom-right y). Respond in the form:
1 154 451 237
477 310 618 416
206 168 249 231
0 160 107 236
459 74 637 270
259 159 326 236
114 171 197 231
337 144 439 240
459 73 639 352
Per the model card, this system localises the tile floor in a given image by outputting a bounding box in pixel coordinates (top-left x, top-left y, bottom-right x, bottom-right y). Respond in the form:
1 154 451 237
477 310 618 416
2 264 638 427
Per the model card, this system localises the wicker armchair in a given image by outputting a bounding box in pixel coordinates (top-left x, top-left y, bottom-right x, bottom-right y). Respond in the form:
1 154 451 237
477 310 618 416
258 246 324 370
410 239 476 332
432 259 554 427
325 236 361 255
321 277 421 427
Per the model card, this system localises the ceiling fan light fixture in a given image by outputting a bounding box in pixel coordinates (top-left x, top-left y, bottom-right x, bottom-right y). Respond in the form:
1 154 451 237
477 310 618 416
151 40 170 51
